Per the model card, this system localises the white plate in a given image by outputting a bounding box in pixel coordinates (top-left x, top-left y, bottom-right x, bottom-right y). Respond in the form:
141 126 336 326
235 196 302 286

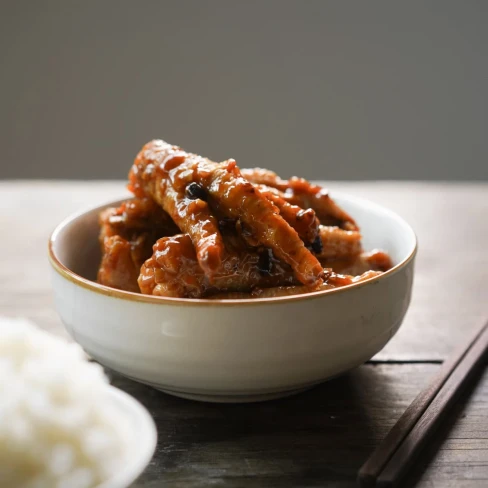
98 386 157 488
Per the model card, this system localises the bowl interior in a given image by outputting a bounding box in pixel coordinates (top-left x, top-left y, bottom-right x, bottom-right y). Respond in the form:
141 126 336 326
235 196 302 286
51 192 416 286
338 193 415 264
52 202 104 281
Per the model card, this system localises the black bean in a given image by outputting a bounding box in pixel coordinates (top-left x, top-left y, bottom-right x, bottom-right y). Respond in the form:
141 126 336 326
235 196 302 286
258 249 273 275
218 218 235 229
185 183 207 201
310 234 323 254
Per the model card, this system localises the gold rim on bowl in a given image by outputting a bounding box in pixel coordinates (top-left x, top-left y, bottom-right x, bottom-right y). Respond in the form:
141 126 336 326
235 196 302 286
48 194 418 307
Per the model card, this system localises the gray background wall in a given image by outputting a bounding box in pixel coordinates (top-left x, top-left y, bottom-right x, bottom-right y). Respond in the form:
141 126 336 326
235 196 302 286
1 0 487 181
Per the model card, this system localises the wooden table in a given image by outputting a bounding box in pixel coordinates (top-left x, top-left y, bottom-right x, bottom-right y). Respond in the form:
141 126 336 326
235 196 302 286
1 181 487 487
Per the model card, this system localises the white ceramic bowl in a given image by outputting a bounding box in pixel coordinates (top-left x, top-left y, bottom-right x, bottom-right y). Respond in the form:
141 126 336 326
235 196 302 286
49 192 417 403
98 386 156 488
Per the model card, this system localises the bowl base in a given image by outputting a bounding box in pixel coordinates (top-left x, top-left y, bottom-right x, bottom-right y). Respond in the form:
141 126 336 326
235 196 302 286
110 369 325 403
155 385 317 403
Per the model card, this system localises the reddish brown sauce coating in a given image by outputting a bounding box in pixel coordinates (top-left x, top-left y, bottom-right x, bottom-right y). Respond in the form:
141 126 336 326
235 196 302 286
315 225 363 259
241 168 358 230
96 139 394 298
321 250 393 276
255 184 320 243
97 197 179 291
209 269 382 300
138 234 297 298
129 141 324 285
97 236 141 293
129 142 225 278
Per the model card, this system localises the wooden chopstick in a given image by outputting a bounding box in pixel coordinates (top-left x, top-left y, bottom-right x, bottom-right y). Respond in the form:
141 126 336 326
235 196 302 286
358 319 488 488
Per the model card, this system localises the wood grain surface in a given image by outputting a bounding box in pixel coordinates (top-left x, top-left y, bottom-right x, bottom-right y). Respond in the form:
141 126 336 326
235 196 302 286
1 181 486 360
1 181 487 487
108 364 487 488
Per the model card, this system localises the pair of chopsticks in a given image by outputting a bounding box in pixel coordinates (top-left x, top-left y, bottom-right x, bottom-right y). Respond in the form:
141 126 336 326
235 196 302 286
358 319 488 488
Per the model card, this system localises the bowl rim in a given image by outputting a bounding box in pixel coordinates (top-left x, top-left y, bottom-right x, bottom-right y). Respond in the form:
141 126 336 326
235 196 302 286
97 385 157 488
48 191 418 307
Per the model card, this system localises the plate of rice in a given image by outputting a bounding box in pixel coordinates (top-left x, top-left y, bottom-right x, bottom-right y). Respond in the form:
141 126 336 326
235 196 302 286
0 317 157 488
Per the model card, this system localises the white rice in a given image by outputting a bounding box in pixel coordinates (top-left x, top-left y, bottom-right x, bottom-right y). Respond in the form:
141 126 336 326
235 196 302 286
0 317 131 488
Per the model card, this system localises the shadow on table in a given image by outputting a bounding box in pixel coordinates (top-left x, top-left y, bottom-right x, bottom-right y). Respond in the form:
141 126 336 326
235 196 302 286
109 365 405 488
